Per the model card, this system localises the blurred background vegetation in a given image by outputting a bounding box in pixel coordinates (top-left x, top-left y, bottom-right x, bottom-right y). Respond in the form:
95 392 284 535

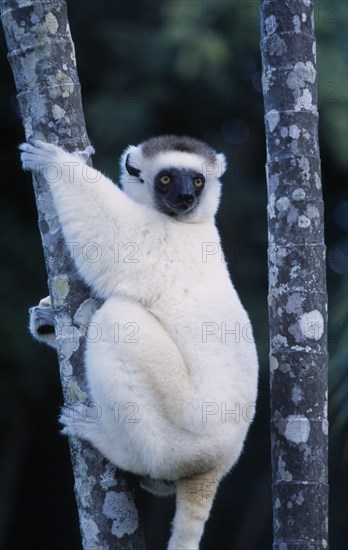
0 0 347 548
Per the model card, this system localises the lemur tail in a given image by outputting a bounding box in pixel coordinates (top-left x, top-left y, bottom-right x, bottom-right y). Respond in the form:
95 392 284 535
167 468 222 550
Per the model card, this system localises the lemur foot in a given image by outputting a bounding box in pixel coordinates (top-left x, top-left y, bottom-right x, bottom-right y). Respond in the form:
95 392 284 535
60 403 113 457
60 403 100 436
29 295 56 348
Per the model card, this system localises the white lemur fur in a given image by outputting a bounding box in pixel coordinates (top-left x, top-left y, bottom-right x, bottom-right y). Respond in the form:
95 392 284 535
22 135 258 550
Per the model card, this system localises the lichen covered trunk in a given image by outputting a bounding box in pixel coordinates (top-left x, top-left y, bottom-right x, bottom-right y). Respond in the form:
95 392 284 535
1 1 144 547
260 0 329 548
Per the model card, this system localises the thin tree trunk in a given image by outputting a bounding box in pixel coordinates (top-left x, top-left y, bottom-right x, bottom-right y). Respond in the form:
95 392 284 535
1 1 145 547
260 0 329 548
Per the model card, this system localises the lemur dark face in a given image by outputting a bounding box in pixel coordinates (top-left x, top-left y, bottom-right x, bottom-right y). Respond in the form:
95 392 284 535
154 167 205 217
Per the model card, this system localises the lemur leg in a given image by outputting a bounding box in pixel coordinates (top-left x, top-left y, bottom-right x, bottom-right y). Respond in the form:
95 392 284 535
60 295 196 477
85 295 191 430
168 469 222 550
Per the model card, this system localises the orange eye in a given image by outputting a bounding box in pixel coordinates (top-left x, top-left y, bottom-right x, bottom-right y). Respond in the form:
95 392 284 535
194 177 204 187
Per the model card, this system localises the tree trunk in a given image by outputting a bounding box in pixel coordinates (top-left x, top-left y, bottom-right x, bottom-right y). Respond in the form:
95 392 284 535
1 1 145 548
260 1 329 548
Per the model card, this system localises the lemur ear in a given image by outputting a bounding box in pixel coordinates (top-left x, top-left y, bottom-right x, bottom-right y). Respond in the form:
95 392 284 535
216 153 227 176
125 153 141 177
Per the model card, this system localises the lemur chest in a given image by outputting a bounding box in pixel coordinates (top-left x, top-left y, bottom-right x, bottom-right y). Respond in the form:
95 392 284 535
116 237 218 300
114 253 203 305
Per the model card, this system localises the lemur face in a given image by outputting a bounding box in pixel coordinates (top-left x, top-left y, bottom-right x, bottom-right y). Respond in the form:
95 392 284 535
120 135 226 221
154 167 205 217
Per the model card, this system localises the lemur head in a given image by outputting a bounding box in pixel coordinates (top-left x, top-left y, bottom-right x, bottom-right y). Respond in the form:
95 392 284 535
120 135 227 221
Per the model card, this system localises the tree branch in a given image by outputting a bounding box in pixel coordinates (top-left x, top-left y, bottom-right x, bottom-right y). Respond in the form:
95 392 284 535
1 1 145 547
260 1 329 547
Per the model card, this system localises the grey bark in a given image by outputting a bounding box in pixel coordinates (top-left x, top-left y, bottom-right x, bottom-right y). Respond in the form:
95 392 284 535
260 1 329 548
1 1 145 548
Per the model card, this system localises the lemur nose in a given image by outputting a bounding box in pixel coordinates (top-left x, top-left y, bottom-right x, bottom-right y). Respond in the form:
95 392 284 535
178 193 194 204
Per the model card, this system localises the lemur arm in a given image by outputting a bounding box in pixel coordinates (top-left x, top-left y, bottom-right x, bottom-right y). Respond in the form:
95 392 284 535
20 140 150 298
